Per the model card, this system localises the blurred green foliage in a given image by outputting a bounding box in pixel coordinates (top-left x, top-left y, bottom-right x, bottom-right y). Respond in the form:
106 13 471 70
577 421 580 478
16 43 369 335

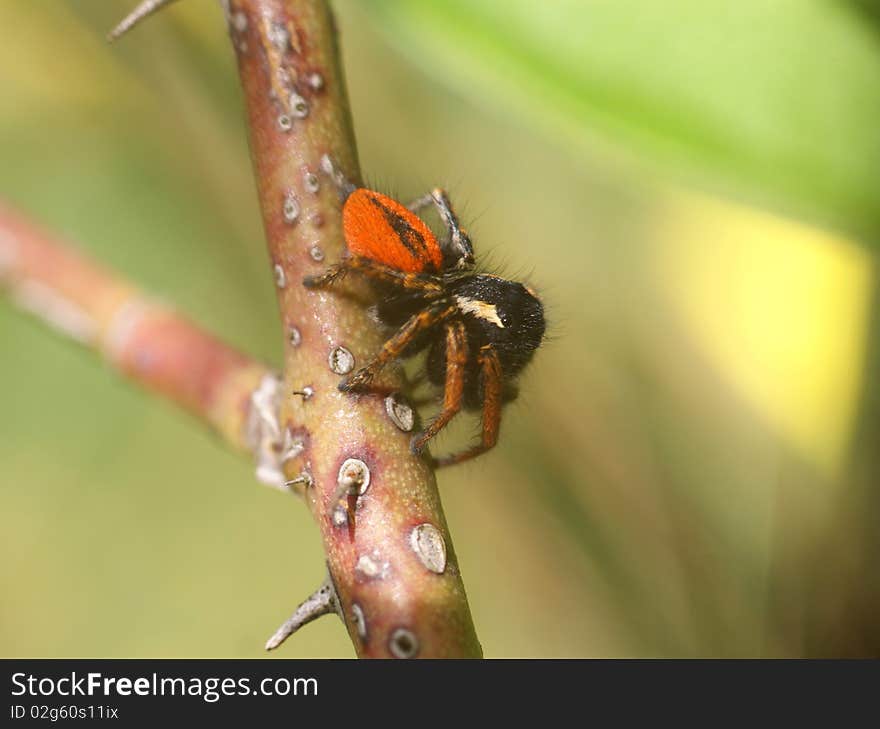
371 0 880 243
1 1 877 657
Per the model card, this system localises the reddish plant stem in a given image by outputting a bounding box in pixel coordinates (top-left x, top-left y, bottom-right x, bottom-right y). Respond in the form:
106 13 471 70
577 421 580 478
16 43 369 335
0 202 270 452
227 0 482 657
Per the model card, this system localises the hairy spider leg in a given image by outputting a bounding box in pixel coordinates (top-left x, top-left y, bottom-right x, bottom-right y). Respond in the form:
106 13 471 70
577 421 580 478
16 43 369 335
340 304 456 392
407 187 474 270
303 255 443 294
411 320 468 453
319 154 358 203
432 344 503 467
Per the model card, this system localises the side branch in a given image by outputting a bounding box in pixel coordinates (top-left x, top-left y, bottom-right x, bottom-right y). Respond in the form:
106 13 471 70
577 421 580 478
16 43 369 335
0 202 271 453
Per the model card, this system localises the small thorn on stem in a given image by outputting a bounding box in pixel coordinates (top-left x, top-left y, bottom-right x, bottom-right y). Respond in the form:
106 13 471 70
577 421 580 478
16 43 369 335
385 393 414 432
284 472 312 491
107 0 179 42
328 458 371 525
265 574 340 651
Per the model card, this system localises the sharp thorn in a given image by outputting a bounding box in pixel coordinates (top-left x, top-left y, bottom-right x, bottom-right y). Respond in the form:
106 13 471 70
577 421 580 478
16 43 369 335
107 0 180 42
284 472 312 490
265 574 340 651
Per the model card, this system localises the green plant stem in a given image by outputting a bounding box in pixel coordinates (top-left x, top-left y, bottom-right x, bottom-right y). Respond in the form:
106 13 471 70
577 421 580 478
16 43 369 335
225 0 481 657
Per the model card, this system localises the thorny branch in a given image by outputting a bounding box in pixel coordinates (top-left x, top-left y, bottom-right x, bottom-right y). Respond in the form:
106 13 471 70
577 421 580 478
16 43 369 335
0 0 483 657
220 0 481 658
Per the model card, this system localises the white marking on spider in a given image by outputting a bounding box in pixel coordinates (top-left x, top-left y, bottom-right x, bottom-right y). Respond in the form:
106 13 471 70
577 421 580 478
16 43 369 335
454 295 505 328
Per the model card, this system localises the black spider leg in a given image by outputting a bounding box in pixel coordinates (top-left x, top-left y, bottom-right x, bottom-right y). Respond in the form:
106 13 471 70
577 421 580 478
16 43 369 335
319 154 358 203
407 188 474 271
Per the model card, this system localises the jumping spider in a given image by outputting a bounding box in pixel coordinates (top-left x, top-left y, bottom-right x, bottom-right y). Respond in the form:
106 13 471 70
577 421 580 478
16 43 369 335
304 171 545 466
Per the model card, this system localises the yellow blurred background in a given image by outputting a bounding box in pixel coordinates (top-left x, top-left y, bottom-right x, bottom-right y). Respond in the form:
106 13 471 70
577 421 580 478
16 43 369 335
1 0 878 657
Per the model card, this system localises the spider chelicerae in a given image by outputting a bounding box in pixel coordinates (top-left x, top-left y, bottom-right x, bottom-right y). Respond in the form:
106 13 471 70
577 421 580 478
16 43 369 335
304 175 545 466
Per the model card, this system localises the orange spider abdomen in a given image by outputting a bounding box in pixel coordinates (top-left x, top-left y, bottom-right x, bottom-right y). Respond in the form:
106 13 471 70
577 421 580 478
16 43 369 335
342 189 444 273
